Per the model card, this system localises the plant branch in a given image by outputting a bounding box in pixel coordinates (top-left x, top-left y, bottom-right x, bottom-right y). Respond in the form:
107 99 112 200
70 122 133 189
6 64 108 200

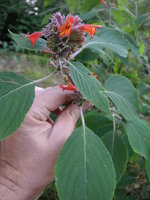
108 5 112 26
34 70 57 84
135 1 138 17
109 108 122 120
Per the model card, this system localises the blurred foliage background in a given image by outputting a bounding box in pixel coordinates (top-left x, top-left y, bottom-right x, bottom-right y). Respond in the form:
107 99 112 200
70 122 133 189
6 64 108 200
0 0 150 199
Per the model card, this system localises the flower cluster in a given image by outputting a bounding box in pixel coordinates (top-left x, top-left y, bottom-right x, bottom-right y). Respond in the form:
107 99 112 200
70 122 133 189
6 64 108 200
26 12 101 60
26 12 101 92
42 13 86 60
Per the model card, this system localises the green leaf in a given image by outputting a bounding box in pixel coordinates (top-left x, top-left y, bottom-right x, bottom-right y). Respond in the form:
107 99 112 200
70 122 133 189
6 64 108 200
81 0 99 12
114 190 129 200
112 8 124 24
9 30 47 51
117 174 135 189
145 159 150 182
104 75 139 121
83 27 134 58
117 0 128 9
123 33 139 56
67 0 81 13
102 132 128 183
0 72 35 140
69 61 110 114
135 13 149 26
67 0 99 13
56 126 116 200
77 110 113 137
138 82 150 96
76 48 99 62
124 116 150 159
80 8 101 21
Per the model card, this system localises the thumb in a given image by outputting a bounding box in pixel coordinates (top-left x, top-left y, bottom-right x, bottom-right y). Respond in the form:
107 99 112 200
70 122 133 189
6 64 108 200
49 104 80 148
46 103 90 181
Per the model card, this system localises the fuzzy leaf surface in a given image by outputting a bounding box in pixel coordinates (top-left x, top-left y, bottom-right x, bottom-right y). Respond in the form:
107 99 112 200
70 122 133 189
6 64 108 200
56 126 116 200
69 61 110 114
124 116 150 159
82 28 138 58
104 75 139 121
9 30 47 51
0 72 35 140
102 132 128 183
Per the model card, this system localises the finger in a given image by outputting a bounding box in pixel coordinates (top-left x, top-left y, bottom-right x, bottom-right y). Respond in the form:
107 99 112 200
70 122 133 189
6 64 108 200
43 104 80 180
52 107 62 115
35 86 44 95
48 104 80 148
34 86 75 112
45 103 90 179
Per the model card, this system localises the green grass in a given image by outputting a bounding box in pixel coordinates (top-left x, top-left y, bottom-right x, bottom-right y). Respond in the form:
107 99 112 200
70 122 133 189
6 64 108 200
0 51 61 87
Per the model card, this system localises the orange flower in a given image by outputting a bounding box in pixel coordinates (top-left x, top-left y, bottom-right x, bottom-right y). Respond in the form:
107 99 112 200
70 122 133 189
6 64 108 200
100 0 107 5
26 32 42 47
78 24 101 38
92 72 98 79
58 15 74 38
59 83 77 92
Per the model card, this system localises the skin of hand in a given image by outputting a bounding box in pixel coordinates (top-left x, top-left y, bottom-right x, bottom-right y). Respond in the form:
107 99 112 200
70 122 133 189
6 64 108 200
0 86 87 200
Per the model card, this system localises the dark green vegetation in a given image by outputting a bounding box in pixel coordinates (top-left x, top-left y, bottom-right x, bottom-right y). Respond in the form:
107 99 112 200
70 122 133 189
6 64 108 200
0 0 150 199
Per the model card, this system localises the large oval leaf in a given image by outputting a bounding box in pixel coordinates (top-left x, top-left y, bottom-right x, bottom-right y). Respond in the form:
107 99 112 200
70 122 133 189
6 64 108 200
9 30 47 51
69 61 110 114
102 132 128 183
104 75 139 121
124 116 150 159
0 72 35 140
56 126 116 200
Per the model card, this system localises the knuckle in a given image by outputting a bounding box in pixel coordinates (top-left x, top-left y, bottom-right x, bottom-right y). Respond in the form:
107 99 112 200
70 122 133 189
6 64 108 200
67 105 79 124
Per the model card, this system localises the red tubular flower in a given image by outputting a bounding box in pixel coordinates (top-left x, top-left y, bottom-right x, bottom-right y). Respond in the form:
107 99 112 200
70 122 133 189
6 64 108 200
78 24 101 38
100 0 107 6
26 32 42 47
58 15 74 38
59 83 77 92
92 72 98 79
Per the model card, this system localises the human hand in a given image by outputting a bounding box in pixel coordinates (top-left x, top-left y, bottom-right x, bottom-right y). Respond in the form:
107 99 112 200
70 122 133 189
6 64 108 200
0 86 87 200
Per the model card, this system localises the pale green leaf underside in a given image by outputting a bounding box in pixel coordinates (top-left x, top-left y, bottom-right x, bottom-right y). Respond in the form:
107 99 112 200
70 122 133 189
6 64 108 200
56 126 116 200
69 61 110 114
82 27 136 58
0 72 35 140
104 75 139 121
124 116 150 159
9 30 47 51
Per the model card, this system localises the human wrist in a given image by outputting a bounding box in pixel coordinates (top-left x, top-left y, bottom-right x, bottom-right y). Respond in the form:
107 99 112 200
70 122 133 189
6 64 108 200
0 160 42 200
0 175 42 200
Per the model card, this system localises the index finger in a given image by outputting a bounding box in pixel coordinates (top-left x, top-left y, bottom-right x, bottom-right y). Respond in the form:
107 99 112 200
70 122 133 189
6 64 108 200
34 86 75 112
